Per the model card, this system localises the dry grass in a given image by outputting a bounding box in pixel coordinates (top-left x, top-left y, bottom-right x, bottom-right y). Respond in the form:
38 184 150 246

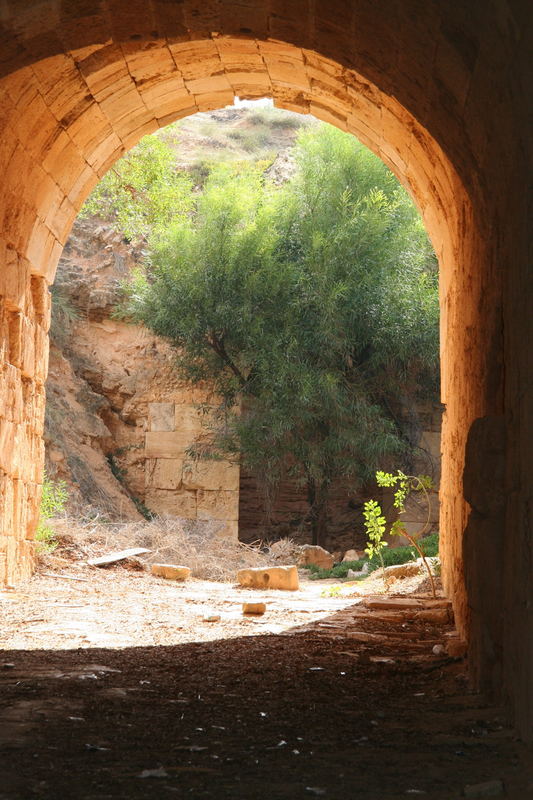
40 515 299 582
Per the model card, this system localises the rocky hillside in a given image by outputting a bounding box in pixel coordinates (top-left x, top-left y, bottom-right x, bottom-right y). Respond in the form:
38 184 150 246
44 106 312 522
45 106 441 549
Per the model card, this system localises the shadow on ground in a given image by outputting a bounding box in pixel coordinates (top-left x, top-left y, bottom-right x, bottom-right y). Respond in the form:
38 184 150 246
1 602 531 799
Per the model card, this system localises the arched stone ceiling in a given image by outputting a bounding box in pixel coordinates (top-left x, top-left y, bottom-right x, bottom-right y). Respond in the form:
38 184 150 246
0 0 530 737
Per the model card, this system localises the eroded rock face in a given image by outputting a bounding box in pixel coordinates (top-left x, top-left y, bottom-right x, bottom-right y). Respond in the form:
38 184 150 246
46 216 239 537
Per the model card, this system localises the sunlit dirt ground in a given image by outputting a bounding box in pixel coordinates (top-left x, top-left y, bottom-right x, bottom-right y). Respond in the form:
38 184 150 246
1 566 532 799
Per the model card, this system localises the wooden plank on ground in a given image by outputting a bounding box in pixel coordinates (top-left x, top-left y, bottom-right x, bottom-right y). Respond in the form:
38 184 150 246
87 548 151 567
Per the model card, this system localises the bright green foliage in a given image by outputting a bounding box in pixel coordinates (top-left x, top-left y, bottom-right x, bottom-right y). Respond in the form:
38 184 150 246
364 470 438 596
81 131 193 243
363 499 388 569
36 474 68 553
115 123 439 545
303 533 439 579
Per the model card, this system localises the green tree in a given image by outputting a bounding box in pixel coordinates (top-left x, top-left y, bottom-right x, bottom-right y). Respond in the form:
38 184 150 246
81 130 193 243
118 124 438 545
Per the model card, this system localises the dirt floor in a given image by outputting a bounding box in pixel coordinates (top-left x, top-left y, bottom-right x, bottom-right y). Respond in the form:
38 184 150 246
1 563 532 800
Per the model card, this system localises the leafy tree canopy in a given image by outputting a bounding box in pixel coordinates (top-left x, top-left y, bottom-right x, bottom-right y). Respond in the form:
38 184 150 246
90 120 439 545
82 131 194 242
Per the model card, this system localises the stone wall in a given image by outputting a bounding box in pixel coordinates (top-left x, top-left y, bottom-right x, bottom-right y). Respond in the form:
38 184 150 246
0 0 530 738
145 402 239 538
45 217 240 534
0 266 49 584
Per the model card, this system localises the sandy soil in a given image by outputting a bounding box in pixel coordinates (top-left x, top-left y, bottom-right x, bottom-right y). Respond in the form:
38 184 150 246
1 564 531 800
0 568 367 651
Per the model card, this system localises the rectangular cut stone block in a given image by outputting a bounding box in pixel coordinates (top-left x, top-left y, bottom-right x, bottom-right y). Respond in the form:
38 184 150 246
145 431 191 458
21 317 36 379
148 402 176 432
196 489 239 521
182 459 239 491
237 565 299 591
174 403 206 433
0 419 16 472
8 312 23 367
144 488 197 518
122 42 177 82
167 40 221 81
34 325 50 383
195 90 235 113
147 458 183 490
30 275 51 325
151 563 191 581
242 602 266 615
0 248 29 312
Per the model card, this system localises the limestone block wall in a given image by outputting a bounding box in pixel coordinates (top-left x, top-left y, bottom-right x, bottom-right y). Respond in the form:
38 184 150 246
0 268 49 584
145 402 239 538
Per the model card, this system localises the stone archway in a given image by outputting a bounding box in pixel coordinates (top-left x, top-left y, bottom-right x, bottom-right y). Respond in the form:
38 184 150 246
0 2 530 738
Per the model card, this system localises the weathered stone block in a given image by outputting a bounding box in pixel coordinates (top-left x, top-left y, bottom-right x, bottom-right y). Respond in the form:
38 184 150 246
145 430 191 458
144 488 197 518
147 458 183 490
237 565 299 591
182 459 239 491
242 602 266 615
196 489 239 521
148 402 175 432
342 549 363 562
151 563 191 581
174 403 209 433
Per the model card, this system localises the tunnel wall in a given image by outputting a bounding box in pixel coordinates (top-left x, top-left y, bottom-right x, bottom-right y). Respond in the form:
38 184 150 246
0 1 530 737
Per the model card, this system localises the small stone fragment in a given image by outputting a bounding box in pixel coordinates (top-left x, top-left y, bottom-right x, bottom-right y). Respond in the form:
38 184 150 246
138 767 168 779
347 566 368 579
432 644 446 656
242 602 266 615
151 564 191 581
237 565 299 591
203 614 221 622
463 779 505 797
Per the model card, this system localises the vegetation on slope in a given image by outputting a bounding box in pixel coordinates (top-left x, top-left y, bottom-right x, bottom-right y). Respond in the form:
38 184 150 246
83 108 439 546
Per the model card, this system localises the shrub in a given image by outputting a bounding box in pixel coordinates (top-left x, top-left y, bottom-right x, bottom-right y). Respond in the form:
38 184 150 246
302 533 439 580
364 471 439 597
36 474 68 553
